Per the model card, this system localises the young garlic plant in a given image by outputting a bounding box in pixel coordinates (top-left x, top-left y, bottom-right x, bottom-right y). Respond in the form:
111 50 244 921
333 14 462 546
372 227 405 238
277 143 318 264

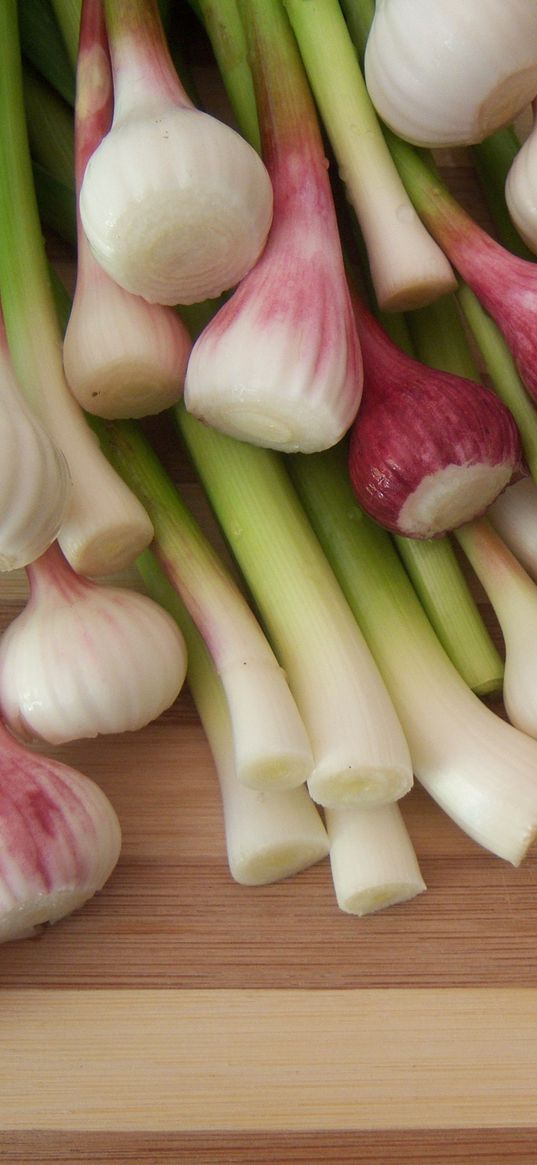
282 0 456 312
0 1 155 578
63 0 192 420
0 310 70 571
325 802 426 916
455 517 537 741
184 0 363 454
0 718 121 944
364 0 537 147
79 0 274 306
0 541 188 746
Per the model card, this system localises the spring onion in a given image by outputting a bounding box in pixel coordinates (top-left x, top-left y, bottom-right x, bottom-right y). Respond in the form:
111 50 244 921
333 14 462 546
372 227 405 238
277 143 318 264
489 479 537 581
80 0 274 306
505 102 537 257
184 0 362 453
63 0 192 419
0 717 121 944
326 802 426 916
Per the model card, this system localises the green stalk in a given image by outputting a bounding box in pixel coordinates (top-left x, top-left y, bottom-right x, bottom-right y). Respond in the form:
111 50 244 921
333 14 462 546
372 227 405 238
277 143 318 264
176 403 413 809
50 0 82 70
31 162 77 247
282 0 456 311
288 446 537 866
194 0 260 150
338 0 374 65
96 418 314 793
135 550 329 886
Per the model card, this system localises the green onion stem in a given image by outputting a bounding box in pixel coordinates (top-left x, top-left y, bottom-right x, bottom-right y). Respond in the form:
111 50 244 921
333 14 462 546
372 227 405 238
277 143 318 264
23 65 75 192
176 403 413 809
50 0 82 70
135 548 330 886
96 417 314 793
194 0 260 150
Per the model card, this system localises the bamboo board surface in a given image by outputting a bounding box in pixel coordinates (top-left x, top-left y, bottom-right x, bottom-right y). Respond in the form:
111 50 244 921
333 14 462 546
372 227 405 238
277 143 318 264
2 48 537 1162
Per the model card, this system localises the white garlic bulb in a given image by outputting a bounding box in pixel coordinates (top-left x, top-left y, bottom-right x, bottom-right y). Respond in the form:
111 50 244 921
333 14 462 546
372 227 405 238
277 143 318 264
0 330 70 572
0 719 121 943
365 0 537 147
0 543 188 745
505 109 537 255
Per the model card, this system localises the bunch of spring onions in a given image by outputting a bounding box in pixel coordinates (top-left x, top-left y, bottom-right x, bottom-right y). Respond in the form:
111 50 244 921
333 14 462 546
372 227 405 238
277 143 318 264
4 0 537 944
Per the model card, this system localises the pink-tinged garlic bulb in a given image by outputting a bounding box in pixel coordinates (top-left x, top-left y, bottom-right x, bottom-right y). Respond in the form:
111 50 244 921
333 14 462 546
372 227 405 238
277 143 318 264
0 542 188 745
63 0 192 419
0 720 121 943
184 0 362 453
347 295 522 539
79 0 273 306
0 312 70 571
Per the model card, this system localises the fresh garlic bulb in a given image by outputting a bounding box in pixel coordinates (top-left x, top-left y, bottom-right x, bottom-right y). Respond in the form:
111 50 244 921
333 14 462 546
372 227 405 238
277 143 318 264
79 0 273 306
365 0 537 147
63 254 193 418
0 324 70 571
505 107 537 255
0 719 121 943
0 542 188 745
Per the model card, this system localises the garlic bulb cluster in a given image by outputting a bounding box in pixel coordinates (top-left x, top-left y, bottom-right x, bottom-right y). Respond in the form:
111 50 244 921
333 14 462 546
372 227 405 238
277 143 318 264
0 719 121 944
364 0 537 148
505 108 537 256
0 325 70 572
0 543 188 745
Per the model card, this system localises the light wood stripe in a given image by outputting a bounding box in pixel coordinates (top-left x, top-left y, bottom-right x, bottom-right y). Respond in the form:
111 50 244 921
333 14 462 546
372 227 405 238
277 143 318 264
1 988 537 1131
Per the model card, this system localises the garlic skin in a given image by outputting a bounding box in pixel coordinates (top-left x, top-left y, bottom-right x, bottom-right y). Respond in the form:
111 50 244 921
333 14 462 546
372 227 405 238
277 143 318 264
0 338 70 572
365 0 537 148
80 107 274 306
63 246 192 419
0 544 188 745
0 720 121 944
505 111 537 256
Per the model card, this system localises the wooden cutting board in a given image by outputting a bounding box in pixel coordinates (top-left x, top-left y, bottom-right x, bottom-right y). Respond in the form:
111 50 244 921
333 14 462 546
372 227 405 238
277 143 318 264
2 118 537 1165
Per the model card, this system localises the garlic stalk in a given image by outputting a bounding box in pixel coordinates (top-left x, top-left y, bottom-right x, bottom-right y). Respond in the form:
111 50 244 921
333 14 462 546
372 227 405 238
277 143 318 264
489 478 537 582
137 550 330 886
79 0 273 306
97 419 314 793
347 291 522 539
282 0 456 311
64 0 192 420
363 0 537 148
325 802 426 916
385 133 537 412
0 0 154 577
290 446 537 867
0 718 121 943
184 0 363 454
177 404 413 810
505 102 537 256
0 310 70 572
455 518 537 740
0 541 188 746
